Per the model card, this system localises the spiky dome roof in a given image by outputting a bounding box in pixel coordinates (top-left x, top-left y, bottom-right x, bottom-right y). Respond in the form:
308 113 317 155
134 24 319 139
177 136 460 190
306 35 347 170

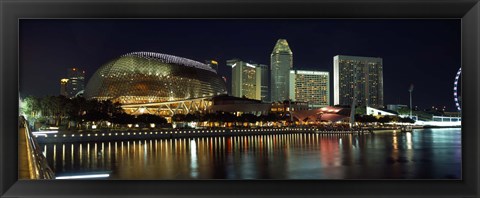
271 39 292 55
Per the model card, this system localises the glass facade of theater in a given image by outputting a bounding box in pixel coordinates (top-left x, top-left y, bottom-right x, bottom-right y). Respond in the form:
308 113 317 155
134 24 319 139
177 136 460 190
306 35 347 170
84 52 227 105
333 55 384 108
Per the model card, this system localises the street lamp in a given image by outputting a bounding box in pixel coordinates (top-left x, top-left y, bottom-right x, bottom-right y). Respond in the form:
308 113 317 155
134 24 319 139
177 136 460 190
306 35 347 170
408 84 414 119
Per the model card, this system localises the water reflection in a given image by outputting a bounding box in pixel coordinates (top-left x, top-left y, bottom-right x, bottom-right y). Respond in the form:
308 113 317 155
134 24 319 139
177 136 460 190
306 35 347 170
40 128 461 179
190 140 198 178
406 132 413 150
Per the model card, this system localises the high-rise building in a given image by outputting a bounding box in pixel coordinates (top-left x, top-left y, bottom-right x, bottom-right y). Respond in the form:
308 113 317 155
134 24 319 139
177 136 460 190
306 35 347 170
65 67 85 98
257 64 269 102
205 60 219 73
333 55 383 108
289 70 330 108
270 39 293 102
227 59 268 101
60 78 69 96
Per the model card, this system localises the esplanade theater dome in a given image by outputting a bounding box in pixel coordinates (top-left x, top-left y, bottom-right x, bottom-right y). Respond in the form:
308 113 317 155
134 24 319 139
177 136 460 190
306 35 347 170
84 52 227 104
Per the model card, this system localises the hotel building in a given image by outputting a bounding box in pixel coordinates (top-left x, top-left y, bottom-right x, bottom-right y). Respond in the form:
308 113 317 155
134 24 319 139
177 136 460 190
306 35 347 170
333 55 383 108
257 63 269 102
289 70 330 108
227 59 268 101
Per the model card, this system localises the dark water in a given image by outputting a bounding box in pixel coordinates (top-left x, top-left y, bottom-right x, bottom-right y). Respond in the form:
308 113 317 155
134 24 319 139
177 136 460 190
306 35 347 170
40 128 461 179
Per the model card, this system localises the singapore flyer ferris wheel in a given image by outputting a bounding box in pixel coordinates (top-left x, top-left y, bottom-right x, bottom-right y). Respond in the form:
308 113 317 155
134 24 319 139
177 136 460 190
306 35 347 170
453 67 461 111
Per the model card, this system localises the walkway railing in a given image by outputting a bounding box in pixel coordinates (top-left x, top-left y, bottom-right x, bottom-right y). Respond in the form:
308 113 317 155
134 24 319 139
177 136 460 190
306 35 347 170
19 116 54 179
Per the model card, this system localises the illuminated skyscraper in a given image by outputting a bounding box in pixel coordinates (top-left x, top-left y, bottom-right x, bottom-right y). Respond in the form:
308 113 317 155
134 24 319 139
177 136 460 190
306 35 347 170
257 64 269 102
60 78 69 96
66 67 85 98
289 70 330 108
270 39 293 102
227 59 268 101
333 55 383 108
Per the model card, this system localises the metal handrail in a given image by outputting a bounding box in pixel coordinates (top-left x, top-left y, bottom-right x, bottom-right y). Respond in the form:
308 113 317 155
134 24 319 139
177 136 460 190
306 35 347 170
20 116 55 179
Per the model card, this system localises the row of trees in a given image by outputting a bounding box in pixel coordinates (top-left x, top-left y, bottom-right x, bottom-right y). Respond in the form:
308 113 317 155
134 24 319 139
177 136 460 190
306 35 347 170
20 95 295 130
172 112 284 124
172 112 415 127
21 95 119 128
20 95 168 130
20 95 416 130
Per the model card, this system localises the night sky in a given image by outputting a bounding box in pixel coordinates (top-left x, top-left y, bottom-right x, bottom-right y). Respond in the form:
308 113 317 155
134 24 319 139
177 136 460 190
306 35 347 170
19 19 461 111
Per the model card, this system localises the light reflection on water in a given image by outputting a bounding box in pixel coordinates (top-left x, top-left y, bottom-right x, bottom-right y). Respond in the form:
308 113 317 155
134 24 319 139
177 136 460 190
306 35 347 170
40 128 461 179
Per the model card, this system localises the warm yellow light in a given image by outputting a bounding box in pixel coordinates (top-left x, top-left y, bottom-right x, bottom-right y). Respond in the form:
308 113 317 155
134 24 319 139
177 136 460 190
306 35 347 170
211 60 218 64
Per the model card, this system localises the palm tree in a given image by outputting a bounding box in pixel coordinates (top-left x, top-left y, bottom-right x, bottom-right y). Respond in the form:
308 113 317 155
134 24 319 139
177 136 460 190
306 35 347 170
22 96 40 118
50 95 67 126
40 96 55 125
66 97 84 129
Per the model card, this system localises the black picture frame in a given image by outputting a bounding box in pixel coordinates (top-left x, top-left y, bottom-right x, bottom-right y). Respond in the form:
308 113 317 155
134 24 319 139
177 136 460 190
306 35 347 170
1 0 479 197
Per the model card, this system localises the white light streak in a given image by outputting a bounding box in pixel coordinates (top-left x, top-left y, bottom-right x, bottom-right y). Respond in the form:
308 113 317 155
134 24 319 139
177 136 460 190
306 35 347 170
32 131 58 134
245 63 256 68
56 174 110 179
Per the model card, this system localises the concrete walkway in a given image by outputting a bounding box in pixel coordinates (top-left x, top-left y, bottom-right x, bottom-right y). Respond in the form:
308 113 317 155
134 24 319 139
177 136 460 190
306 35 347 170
18 126 33 179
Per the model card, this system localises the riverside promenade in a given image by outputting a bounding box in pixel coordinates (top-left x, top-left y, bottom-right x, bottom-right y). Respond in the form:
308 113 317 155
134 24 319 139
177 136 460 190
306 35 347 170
34 127 373 143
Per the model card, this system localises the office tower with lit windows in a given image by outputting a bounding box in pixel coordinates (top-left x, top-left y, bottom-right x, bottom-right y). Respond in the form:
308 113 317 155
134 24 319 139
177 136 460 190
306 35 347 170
60 78 69 96
257 64 269 102
65 67 85 98
227 59 268 101
333 55 383 108
270 39 293 102
289 70 330 108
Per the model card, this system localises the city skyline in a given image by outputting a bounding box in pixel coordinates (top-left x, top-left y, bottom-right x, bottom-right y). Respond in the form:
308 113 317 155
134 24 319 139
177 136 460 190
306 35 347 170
20 19 461 110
